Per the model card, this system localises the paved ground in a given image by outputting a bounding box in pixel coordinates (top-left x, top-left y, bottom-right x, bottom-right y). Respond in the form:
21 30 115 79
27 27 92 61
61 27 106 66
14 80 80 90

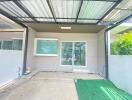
0 72 103 100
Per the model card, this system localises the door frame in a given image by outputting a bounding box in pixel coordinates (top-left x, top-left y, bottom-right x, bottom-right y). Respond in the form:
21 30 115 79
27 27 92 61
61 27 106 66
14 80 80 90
60 41 87 68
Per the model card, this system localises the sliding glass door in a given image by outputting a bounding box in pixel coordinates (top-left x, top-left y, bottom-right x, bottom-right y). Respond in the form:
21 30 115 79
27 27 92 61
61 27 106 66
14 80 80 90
61 42 73 65
74 42 86 66
61 42 86 67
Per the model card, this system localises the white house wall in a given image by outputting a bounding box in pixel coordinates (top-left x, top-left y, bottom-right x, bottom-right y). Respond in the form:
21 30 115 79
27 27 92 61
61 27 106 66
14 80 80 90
109 55 132 95
0 50 23 87
109 30 132 95
0 32 23 39
97 29 105 77
26 28 36 71
0 31 24 87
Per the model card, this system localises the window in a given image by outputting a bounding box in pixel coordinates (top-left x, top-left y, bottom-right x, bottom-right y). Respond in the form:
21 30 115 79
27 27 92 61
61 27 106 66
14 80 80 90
0 39 23 50
12 39 23 50
34 38 58 56
2 40 13 50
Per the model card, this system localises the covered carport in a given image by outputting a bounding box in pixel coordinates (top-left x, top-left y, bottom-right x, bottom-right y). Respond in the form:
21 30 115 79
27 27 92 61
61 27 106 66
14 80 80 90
0 0 131 75
0 0 132 100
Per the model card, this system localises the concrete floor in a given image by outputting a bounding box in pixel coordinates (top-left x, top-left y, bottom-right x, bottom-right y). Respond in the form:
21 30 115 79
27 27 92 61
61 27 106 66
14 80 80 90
0 72 103 100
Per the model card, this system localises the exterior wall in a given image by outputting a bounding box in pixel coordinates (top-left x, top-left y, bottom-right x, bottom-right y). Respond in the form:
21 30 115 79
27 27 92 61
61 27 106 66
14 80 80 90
0 50 23 87
109 55 132 95
97 29 105 77
26 28 36 71
0 31 24 87
109 30 132 95
31 32 98 73
0 32 23 39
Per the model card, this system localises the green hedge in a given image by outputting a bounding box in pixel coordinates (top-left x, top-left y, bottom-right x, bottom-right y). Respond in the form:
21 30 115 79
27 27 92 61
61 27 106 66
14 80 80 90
111 31 132 55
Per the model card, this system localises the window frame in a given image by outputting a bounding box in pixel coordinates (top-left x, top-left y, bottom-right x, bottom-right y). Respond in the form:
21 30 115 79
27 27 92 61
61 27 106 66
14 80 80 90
34 38 58 56
0 38 23 51
12 38 23 50
2 39 13 50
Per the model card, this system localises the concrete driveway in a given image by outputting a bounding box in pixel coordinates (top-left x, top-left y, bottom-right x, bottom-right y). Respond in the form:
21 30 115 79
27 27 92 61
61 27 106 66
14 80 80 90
0 72 102 100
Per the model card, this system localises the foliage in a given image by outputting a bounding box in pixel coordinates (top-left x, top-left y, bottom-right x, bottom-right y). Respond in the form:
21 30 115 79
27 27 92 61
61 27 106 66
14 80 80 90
111 31 132 55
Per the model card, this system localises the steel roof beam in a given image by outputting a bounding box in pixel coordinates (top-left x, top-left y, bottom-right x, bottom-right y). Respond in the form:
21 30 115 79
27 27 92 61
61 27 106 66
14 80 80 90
75 0 83 23
96 0 123 24
46 0 57 23
16 21 97 25
0 0 119 2
0 9 26 27
13 1 37 22
0 0 124 25
12 17 100 20
106 14 132 31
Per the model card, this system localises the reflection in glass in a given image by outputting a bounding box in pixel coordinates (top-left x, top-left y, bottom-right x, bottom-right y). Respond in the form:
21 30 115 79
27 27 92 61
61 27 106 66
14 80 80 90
61 42 73 65
61 42 86 66
74 42 86 66
13 39 23 50
2 40 13 50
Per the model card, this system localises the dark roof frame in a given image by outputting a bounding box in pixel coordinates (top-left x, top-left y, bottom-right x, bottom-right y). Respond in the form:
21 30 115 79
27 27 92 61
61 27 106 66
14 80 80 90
96 0 122 24
0 0 120 2
0 0 130 25
13 0 37 22
46 0 57 23
75 0 83 23
0 8 26 27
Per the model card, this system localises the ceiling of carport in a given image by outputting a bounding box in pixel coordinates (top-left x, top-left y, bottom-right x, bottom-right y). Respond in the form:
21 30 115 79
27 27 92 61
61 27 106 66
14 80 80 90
0 0 131 25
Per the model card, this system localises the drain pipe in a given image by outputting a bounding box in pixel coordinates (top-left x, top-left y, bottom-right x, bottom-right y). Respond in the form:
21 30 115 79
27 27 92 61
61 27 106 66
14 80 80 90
104 30 109 80
22 27 29 75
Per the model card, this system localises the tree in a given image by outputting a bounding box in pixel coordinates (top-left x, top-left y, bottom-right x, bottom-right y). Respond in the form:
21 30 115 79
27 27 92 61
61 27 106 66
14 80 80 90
111 31 132 55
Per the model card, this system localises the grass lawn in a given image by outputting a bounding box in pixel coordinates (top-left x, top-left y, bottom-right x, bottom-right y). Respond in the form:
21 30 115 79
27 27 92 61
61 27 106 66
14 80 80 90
75 79 132 100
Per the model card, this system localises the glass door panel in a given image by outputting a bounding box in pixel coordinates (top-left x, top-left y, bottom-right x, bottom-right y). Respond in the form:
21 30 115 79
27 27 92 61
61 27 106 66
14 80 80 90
61 42 73 65
74 42 86 66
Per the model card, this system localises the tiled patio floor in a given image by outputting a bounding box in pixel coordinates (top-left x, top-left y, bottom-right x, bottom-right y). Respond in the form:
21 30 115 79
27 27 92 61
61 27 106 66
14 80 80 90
0 72 102 100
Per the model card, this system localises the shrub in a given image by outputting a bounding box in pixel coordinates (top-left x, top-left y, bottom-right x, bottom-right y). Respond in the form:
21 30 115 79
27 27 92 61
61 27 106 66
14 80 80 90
111 31 132 55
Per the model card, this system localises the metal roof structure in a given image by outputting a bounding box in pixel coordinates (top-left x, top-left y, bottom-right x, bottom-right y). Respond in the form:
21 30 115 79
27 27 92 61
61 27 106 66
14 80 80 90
0 0 132 25
0 14 22 29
